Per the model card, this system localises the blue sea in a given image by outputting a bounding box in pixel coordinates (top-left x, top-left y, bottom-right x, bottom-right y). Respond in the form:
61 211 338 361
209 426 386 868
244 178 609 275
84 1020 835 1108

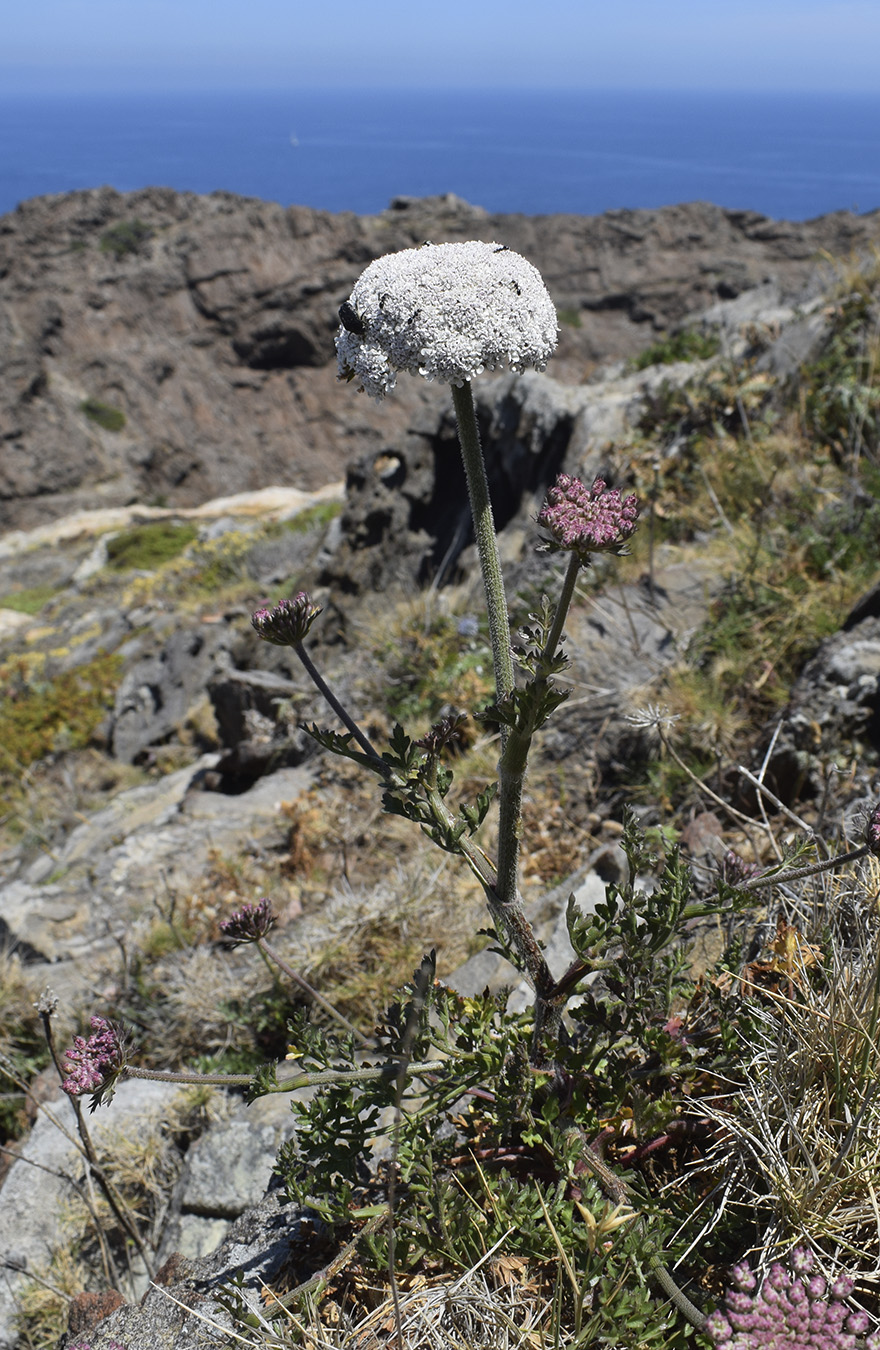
1 88 879 223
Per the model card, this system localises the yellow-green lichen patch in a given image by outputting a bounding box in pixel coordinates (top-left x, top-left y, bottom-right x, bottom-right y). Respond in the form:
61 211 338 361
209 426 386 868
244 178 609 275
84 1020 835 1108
0 649 123 779
105 520 199 571
0 584 59 615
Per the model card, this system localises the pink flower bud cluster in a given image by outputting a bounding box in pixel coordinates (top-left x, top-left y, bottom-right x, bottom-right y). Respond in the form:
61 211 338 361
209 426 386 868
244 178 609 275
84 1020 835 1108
251 593 322 647
720 850 762 887
537 474 640 561
706 1247 879 1349
61 1017 125 1098
220 897 277 944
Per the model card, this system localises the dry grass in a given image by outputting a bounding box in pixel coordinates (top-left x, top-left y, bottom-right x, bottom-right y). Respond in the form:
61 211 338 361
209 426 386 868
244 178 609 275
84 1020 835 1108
696 860 880 1311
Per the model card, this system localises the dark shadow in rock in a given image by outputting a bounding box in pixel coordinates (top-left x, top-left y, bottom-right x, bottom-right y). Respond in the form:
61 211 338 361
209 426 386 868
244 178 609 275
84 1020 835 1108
0 917 47 965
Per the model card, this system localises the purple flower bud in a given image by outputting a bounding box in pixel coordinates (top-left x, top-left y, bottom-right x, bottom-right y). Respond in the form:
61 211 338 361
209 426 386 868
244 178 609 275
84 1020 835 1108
705 1311 733 1343
720 849 762 887
791 1248 816 1276
706 1250 875 1349
61 1016 125 1102
732 1260 758 1292
537 474 640 561
251 593 322 647
219 897 277 944
831 1275 855 1301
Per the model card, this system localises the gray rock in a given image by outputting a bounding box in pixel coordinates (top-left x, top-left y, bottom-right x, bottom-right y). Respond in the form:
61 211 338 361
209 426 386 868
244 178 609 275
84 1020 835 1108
0 760 313 1009
0 1079 185 1350
3 187 879 531
756 616 880 805
110 624 234 764
155 1091 299 1267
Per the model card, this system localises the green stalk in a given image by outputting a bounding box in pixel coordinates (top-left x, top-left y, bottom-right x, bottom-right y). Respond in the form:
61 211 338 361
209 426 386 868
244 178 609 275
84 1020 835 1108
496 552 581 910
451 381 515 709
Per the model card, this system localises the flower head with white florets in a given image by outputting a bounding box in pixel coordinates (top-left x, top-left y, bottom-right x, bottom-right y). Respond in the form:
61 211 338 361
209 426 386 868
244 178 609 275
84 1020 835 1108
336 240 558 400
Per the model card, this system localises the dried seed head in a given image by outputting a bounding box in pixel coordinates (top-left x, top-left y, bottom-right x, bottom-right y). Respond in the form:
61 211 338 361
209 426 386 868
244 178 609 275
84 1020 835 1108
220 897 277 944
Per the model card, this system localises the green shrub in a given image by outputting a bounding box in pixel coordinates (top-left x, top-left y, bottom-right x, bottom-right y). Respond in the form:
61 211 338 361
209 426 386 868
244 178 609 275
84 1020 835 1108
283 500 343 534
631 328 720 370
99 218 153 259
803 290 880 457
0 651 123 775
80 397 126 432
0 585 57 615
105 520 198 572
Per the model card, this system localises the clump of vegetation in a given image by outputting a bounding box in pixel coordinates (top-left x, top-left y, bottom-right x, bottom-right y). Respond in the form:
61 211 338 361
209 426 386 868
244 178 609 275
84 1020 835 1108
0 650 122 780
0 584 58 615
99 217 153 259
803 284 880 460
80 396 126 432
371 602 493 728
282 499 343 535
0 952 51 1142
105 520 198 571
631 327 721 370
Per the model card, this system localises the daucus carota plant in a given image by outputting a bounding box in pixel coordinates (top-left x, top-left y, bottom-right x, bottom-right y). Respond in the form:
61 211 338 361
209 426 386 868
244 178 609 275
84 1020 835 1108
47 241 880 1346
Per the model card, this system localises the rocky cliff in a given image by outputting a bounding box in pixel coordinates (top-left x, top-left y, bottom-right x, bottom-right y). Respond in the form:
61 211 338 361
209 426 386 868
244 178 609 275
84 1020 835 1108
2 186 879 530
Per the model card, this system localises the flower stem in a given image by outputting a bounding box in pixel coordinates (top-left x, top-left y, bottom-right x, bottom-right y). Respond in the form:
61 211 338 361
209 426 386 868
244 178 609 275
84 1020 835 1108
451 381 514 709
740 844 870 892
496 552 581 909
293 640 384 767
259 937 370 1047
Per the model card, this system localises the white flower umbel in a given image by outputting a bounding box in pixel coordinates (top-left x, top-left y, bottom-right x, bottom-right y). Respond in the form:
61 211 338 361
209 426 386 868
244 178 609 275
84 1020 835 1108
336 240 558 399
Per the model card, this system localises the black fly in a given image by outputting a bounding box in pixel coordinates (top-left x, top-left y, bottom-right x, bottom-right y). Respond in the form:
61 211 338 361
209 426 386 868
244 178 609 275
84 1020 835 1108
338 301 367 336
493 244 510 252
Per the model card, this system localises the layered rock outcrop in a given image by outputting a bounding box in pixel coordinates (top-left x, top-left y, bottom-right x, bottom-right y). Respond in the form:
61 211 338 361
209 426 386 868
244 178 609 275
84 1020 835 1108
2 186 879 529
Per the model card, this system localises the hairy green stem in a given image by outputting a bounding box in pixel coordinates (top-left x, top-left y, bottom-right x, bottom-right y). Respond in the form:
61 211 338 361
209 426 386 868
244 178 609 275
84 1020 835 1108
451 381 515 709
561 1124 706 1331
125 1059 446 1093
423 784 554 1001
496 553 581 913
740 844 869 892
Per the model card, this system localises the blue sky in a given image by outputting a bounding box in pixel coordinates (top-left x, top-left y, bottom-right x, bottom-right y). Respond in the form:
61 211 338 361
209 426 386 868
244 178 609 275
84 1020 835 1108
4 0 880 95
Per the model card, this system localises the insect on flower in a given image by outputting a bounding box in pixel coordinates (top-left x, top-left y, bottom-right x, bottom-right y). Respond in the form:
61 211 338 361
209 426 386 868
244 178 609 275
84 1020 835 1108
338 301 367 336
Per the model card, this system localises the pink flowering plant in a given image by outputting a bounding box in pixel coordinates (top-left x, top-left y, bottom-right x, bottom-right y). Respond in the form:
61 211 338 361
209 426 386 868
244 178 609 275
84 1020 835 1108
61 1016 125 1109
706 1248 880 1350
